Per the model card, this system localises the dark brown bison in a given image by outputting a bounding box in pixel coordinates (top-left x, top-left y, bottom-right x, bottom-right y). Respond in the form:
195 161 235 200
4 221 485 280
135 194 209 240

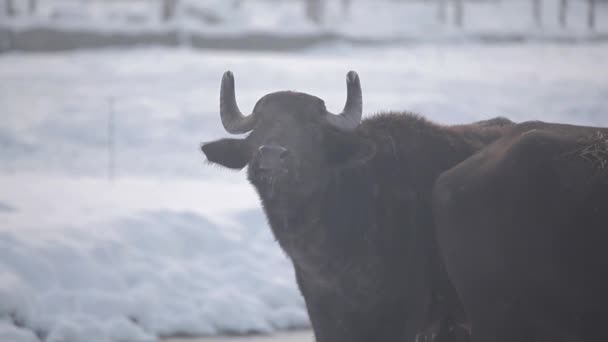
201 71 515 342
434 122 608 341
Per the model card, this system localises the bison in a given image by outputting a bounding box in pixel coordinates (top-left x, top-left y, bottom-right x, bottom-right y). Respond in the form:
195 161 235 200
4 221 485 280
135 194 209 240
201 71 517 341
434 121 608 341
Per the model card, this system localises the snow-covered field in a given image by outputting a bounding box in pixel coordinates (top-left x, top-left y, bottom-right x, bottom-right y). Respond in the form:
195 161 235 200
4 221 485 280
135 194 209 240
3 0 608 40
1 42 608 341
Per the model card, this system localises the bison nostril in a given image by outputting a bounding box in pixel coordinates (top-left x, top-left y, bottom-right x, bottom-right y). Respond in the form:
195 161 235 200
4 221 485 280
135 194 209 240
259 145 288 157
257 145 289 170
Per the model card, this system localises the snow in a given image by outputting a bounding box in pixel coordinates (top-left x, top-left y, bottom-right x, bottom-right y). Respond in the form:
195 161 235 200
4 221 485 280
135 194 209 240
1 41 608 341
2 0 608 41
0 176 305 341
164 330 313 342
2 44 607 177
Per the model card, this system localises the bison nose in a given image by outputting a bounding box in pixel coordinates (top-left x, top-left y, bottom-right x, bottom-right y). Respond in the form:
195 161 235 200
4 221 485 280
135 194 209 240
256 145 289 171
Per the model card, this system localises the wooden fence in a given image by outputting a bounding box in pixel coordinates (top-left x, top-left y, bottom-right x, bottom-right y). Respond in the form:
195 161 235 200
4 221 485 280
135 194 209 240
1 0 604 30
438 0 602 29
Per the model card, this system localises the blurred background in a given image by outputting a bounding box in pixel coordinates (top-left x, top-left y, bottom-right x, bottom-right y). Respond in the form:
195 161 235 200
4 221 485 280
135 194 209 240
0 1 607 341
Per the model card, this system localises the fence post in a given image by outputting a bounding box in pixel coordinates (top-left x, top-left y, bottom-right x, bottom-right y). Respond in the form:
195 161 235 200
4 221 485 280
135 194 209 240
108 98 116 182
29 0 37 15
341 0 352 18
454 0 464 28
5 0 15 17
305 0 324 25
437 0 447 24
588 0 596 30
559 0 568 28
532 0 542 28
232 0 243 9
161 0 179 22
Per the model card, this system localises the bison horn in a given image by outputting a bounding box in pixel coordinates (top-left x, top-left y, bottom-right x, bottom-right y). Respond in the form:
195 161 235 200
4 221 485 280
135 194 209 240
324 71 363 131
220 71 256 134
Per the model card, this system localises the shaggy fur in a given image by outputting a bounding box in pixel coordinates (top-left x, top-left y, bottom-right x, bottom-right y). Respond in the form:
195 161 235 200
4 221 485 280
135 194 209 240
202 88 514 342
433 121 608 342
259 112 513 342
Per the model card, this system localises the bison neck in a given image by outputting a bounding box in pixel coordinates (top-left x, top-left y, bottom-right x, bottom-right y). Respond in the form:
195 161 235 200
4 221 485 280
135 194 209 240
263 113 505 308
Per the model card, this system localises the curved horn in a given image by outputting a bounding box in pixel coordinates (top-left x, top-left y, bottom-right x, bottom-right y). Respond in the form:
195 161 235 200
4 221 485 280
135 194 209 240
325 71 363 131
220 71 256 134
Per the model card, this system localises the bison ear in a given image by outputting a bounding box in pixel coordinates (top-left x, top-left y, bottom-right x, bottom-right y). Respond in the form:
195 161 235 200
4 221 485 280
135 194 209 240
201 138 250 170
325 130 376 167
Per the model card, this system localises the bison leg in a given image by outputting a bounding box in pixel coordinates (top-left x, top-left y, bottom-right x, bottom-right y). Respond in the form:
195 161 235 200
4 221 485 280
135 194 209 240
579 311 608 342
295 268 418 342
464 296 534 342
432 320 471 342
295 269 361 342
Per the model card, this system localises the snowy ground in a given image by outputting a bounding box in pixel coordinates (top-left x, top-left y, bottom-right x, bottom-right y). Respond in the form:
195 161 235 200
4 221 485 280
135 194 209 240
164 330 312 342
3 0 608 41
1 43 608 341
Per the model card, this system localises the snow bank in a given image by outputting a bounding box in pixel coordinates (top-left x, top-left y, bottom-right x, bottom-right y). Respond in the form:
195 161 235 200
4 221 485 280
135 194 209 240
0 176 307 341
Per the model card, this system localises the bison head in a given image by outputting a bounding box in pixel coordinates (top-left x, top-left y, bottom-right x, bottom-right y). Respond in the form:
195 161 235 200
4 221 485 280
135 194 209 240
201 71 375 200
